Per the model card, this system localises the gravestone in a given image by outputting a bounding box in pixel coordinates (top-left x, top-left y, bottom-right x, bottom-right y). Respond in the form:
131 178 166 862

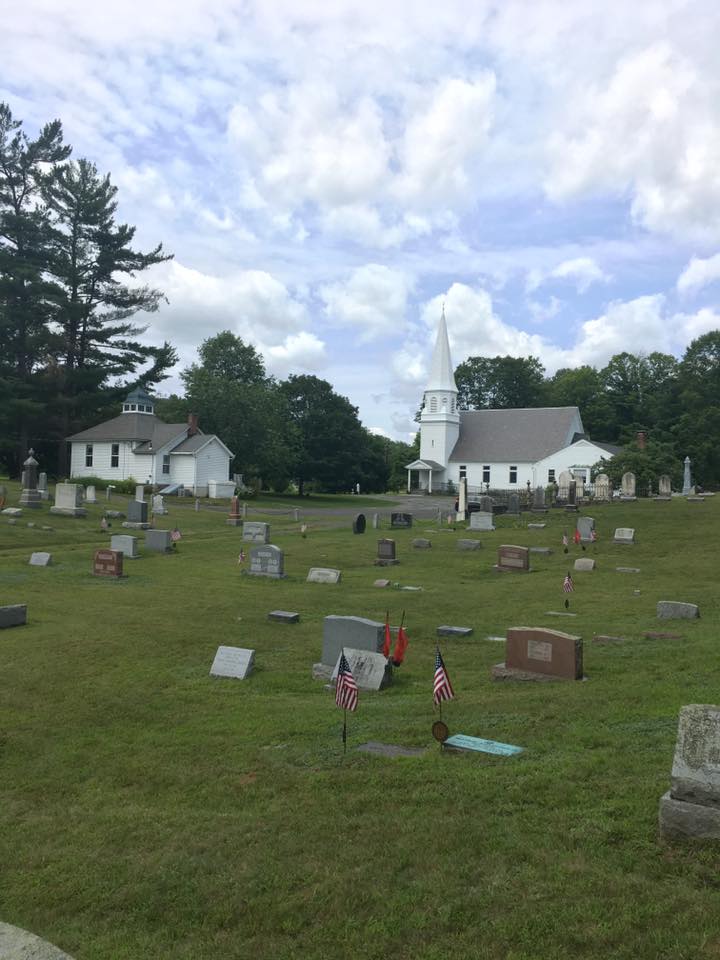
557 470 572 501
135 484 145 501
493 626 583 680
372 513 379 529
331 648 392 691
659 704 720 840
479 495 493 513
0 921 77 960
594 473 610 500
307 567 342 583
390 512 413 528
437 625 473 637
268 610 299 623
29 552 52 566
320 614 385 667
92 548 124 578
457 476 468 521
574 557 595 572
527 522 546 529
353 513 366 534
111 534 139 558
127 500 148 524
412 538 431 549
85 484 97 504
657 601 699 620
3 507 22 516
19 449 41 509
50 483 87 517
567 480 577 506
658 475 672 498
529 546 552 555
469 511 494 531
152 494 166 515
616 566 641 573
210 645 254 679
373 578 391 588
575 477 585 500
375 538 398 566
577 516 595 541
145 530 173 553
613 527 635 544
248 544 285 579
495 544 530 573
242 521 270 543
443 735 524 757
227 496 242 526
621 471 636 499
0 604 27 628
532 486 546 512
507 493 520 515
682 456 692 496
38 472 49 500
457 539 482 551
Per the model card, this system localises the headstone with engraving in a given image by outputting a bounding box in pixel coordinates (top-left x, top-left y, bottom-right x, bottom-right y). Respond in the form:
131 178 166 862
145 529 173 553
532 486 546 512
29 552 52 566
124 500 149 526
18 449 42 509
37 471 49 501
659 704 720 840
111 534 139 558
493 626 583 681
307 567 342 583
248 544 285 579
594 473 610 500
210 645 254 679
457 476 468 521
320 615 385 668
469 511 494 531
242 521 270 543
375 538 398 566
92 548 124 578
353 513 366 534
658 475 672 499
574 557 595 572
613 527 635 544
152 494 166 515
0 604 28 628
479 495 492 513
331 648 392 691
372 513 379 529
135 484 145 502
85 484 97 504
50 483 87 517
621 471 637 499
557 471 572 501
657 601 699 620
577 516 595 542
567 480 577 506
507 493 520 515
495 544 530 573
682 457 692 496
227 496 242 526
390 513 413 529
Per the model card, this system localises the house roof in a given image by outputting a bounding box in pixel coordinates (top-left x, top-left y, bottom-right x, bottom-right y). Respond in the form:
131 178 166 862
405 458 446 471
588 439 623 456
67 413 171 442
449 407 581 463
134 423 197 453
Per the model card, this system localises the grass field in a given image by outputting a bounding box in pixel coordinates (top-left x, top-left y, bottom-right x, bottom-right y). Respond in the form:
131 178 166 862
2 488 720 959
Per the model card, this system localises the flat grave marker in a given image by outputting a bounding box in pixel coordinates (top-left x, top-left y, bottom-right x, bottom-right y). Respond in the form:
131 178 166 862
307 567 342 584
210 645 254 679
29 552 51 566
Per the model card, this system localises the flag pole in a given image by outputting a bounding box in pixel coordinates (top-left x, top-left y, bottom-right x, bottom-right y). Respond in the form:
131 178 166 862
342 709 347 756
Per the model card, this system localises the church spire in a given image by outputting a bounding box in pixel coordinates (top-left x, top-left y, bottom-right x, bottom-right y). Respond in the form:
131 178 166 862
426 304 457 392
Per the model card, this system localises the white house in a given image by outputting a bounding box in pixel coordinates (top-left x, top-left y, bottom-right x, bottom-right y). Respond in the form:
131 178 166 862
67 387 234 496
406 312 619 494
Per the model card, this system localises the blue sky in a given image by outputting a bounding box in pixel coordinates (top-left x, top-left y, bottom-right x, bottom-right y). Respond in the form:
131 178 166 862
4 1 720 438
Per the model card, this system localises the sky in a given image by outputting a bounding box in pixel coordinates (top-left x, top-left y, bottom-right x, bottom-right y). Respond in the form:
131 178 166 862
4 0 720 440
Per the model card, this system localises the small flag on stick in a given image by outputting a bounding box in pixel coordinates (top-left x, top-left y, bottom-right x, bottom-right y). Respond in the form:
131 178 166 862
171 528 182 542
590 528 597 543
382 610 392 658
392 610 409 666
238 549 246 564
336 648 359 755
433 647 455 708
563 571 574 609
573 528 581 545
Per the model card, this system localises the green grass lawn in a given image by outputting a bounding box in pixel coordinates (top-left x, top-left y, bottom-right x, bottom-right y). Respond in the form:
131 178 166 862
2 489 720 959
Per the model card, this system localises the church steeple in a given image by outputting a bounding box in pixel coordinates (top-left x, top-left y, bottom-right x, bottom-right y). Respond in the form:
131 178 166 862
419 307 460 467
426 305 457 392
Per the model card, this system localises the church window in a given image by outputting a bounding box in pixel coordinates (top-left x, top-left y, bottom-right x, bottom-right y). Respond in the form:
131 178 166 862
85 444 93 467
509 466 517 484
482 465 490 484
111 444 119 468
162 455 170 475
459 465 467 480
548 469 555 483
429 397 437 413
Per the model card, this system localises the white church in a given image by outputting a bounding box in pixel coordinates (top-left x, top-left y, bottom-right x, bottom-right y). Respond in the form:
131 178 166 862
405 311 618 494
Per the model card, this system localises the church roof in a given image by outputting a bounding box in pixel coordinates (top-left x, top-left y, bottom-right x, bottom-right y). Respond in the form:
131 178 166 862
426 308 457 392
67 414 190 445
449 407 581 463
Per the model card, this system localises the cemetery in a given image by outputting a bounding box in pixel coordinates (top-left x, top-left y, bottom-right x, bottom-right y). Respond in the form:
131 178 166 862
1 480 720 959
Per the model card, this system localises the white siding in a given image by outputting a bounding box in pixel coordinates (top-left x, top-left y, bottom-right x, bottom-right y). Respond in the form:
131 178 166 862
194 439 231 495
534 440 614 485
445 460 535 492
170 455 196 489
70 440 135 481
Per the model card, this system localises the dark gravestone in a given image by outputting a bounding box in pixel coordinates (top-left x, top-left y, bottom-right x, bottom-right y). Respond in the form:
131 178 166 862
495 544 530 572
437 625 473 637
507 493 520 515
390 513 412 528
92 549 124 578
268 610 299 623
567 481 577 506
127 500 148 524
227 495 242 526
0 604 27 629
320 615 385 667
353 513 366 534
145 530 173 553
375 538 398 566
494 626 583 680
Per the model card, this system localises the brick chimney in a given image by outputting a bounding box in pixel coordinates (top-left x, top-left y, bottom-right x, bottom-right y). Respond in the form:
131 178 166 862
187 413 199 437
636 431 647 450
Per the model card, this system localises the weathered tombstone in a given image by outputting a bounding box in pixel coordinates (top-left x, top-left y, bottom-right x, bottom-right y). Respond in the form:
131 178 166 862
37 471 49 501
658 475 672 499
457 539 483 551
390 512 413 528
293 508 300 521
621 471 636 499
479 495 493 513
493 626 583 680
124 500 149 527
320 614 385 667
682 456 692 496
19 449 41 509
557 470 571 501
50 483 87 517
575 477 585 500
268 610 299 623
227 496 242 526
29 552 52 566
574 557 596 572
135 484 145 502
437 625 473 637
242 521 270 543
507 493 520 515
659 704 720 840
306 567 342 583
92 548 124 578
577 516 595 542
372 513 379 529
145 530 173 553
412 538 432 549
567 480 577 506
0 604 27 628
85 484 97 504
594 473 610 501
105 485 115 501
495 544 530 573
469 511 494 531
241 502 248 518
613 527 635 544
657 601 700 620
331 648 392 691
373 578 391 588
152 494 166 515
532 486 546 512
375 538 398 566
110 534 139 558
248 544 285 578
353 513 366 534
210 645 254 679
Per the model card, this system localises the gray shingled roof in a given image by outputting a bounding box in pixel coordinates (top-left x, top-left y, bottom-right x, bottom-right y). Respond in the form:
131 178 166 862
170 434 213 454
67 414 189 447
449 407 581 463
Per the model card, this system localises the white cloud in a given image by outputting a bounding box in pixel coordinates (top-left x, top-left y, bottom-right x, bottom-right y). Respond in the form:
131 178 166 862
672 307 720 341
264 332 328 377
526 256 609 294
677 253 720 294
320 264 411 342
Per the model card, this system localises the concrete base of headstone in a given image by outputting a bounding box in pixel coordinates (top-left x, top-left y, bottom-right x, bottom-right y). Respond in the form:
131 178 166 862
659 791 720 841
687 496 706 502
39 490 49 500
373 558 399 566
655 496 672 501
0 922 76 960
564 504 578 512
19 493 42 508
619 496 637 501
457 539 482 551
226 517 243 526
493 565 531 573
49 506 87 517
530 508 549 514
356 741 426 758
437 625 473 637
268 610 299 623
492 661 584 681
657 601 699 620
121 521 151 530
544 611 578 617
0 604 27 628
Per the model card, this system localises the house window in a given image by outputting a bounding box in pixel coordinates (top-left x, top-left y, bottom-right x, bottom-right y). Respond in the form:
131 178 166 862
482 465 490 484
509 466 518 484
162 455 170 475
548 468 555 483
85 444 93 467
459 465 467 481
111 444 119 468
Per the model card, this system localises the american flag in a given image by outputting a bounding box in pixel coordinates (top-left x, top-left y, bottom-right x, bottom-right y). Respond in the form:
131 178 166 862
335 651 358 712
562 533 568 547
238 549 246 564
590 528 597 542
433 648 455 705
563 573 574 593
171 528 182 542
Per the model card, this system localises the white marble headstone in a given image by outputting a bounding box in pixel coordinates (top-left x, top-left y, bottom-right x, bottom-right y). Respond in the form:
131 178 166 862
210 645 255 679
